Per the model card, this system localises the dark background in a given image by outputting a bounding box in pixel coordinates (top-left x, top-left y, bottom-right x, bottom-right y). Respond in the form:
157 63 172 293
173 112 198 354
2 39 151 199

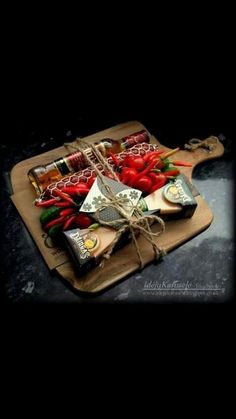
1 10 235 312
3 5 234 149
1 12 235 372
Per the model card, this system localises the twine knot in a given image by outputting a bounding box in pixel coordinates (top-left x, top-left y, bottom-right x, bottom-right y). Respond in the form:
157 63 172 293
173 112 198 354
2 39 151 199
184 136 219 151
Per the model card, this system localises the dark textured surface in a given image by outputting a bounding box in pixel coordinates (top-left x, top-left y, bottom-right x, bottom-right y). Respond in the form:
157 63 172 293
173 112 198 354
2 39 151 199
1 121 234 304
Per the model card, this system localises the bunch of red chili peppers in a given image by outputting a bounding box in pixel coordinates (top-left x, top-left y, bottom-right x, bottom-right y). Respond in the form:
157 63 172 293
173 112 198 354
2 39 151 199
36 183 94 237
35 147 192 237
109 147 192 194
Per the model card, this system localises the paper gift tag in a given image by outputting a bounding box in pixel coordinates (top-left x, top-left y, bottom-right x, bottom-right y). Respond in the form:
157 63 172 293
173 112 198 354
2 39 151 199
80 175 142 226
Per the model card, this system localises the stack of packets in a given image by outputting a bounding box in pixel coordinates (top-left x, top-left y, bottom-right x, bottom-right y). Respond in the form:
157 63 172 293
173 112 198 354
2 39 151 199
62 174 199 275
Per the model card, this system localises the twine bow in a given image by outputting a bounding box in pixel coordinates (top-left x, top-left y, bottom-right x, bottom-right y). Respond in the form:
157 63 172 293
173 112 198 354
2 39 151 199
64 138 165 269
184 136 219 151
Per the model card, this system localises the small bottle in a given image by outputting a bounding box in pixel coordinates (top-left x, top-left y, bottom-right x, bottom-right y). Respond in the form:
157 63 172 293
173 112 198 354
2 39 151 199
28 130 150 195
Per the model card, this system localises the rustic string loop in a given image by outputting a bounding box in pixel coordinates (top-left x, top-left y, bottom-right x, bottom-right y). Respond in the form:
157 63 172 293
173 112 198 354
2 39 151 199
184 136 219 151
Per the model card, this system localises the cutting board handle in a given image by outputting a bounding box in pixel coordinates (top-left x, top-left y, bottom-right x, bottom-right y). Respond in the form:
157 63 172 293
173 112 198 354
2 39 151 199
155 135 224 181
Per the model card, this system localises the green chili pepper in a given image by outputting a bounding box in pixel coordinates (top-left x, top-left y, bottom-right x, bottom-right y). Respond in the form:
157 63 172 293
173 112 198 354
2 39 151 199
162 158 171 172
89 223 100 231
48 223 64 238
39 206 61 225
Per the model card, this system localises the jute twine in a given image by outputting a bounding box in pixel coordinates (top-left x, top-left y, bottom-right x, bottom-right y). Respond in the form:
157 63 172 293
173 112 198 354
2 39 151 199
184 136 219 151
64 139 166 269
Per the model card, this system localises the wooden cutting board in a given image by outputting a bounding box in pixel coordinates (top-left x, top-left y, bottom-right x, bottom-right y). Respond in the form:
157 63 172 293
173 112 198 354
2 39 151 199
10 121 224 293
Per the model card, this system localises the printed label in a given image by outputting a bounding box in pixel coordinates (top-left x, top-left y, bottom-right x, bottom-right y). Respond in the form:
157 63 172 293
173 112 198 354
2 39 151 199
163 175 196 206
66 229 100 266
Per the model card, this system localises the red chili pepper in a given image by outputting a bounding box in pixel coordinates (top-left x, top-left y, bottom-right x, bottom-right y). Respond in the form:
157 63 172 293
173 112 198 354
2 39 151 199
108 151 120 167
123 155 132 167
149 174 167 193
63 182 88 189
61 184 90 196
53 188 75 204
129 159 157 187
63 214 77 231
120 167 138 185
35 198 59 207
148 172 162 183
74 214 93 229
87 175 96 188
126 156 145 172
133 176 152 193
146 153 170 169
120 167 128 180
59 208 75 217
154 159 165 170
163 169 180 177
170 160 193 167
76 182 90 189
44 215 66 230
54 202 75 208
137 150 178 173
143 150 165 163
142 153 152 163
146 154 160 163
